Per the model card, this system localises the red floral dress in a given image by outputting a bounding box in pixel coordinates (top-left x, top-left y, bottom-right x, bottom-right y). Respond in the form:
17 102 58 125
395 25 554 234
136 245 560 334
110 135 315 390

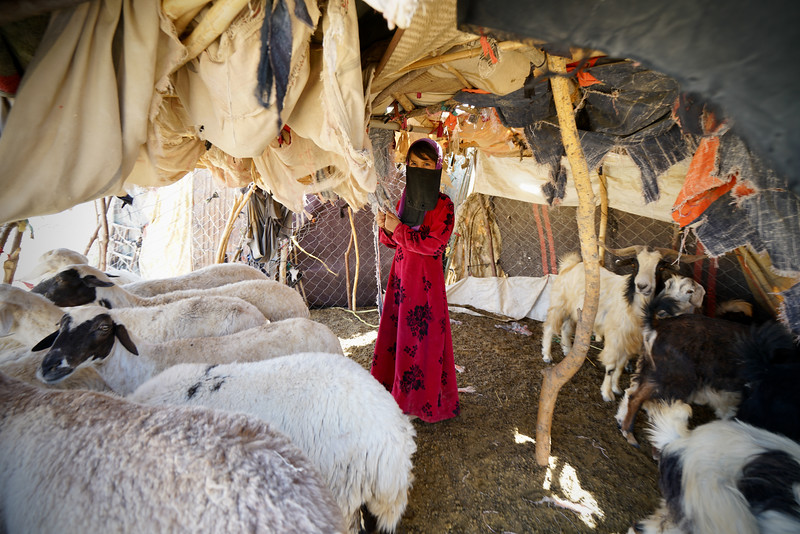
371 193 460 423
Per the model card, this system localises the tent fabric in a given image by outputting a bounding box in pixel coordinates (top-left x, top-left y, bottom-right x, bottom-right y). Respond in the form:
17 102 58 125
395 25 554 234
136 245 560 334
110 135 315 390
446 275 554 322
172 0 319 159
0 0 170 224
472 151 688 224
455 59 694 206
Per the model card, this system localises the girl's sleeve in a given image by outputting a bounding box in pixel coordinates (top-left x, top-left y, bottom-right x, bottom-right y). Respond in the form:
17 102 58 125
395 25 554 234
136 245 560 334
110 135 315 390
391 196 454 258
379 227 397 248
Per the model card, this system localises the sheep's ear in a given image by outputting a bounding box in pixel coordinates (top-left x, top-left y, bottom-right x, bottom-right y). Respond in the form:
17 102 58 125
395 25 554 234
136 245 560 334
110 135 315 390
83 275 115 288
114 324 139 355
0 308 14 337
104 272 119 278
32 331 59 351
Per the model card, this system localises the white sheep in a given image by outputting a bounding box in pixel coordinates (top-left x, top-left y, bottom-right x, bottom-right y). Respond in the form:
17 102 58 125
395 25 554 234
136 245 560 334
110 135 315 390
0 371 346 533
40 297 266 346
23 248 140 285
0 284 63 349
121 262 268 297
36 315 344 395
129 352 417 534
0 348 111 392
33 264 309 321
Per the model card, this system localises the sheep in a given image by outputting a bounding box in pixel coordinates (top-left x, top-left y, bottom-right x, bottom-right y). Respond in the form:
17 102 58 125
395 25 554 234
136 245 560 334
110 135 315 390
0 284 64 349
129 352 417 534
32 264 309 321
541 245 703 401
35 314 344 395
0 348 111 392
121 262 269 297
0 371 346 533
629 418 800 534
615 294 752 447
734 320 800 443
22 248 140 285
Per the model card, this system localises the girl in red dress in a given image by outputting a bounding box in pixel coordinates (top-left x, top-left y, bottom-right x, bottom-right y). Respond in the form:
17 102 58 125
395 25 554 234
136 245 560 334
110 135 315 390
372 138 459 423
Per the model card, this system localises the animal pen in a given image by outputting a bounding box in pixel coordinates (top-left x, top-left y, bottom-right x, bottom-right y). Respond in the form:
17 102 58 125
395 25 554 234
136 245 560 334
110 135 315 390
1 0 800 531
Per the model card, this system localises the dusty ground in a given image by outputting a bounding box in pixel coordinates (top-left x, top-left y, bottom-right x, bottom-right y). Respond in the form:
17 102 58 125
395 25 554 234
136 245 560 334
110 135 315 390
309 307 705 534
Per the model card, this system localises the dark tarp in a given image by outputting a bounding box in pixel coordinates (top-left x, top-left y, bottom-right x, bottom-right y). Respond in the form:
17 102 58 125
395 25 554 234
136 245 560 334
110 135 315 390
456 0 800 198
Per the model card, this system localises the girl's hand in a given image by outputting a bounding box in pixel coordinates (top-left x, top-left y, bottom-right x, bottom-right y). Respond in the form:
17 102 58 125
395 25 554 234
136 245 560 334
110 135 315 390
384 212 401 233
376 211 386 228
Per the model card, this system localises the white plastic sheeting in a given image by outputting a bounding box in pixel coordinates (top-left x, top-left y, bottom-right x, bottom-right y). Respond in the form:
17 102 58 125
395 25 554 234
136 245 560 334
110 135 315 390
446 274 554 322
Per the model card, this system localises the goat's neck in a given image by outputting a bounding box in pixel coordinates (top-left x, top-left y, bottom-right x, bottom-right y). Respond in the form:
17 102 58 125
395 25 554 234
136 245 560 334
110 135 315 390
100 342 158 395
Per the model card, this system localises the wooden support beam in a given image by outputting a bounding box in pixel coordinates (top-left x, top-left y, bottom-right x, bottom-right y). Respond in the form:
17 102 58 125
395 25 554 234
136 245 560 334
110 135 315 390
392 92 416 112
396 41 525 74
597 170 609 267
443 63 473 89
374 28 405 78
535 55 600 466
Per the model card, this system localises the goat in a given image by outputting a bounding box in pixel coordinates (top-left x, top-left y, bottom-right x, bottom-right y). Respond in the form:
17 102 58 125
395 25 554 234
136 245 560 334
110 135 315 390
734 320 800 443
129 352 417 534
630 418 800 534
0 371 346 533
542 245 703 401
32 264 309 321
34 313 343 395
656 274 705 316
616 295 751 447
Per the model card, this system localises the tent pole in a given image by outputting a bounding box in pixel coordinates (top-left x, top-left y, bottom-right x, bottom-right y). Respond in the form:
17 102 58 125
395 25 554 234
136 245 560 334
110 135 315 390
535 54 600 466
597 170 609 267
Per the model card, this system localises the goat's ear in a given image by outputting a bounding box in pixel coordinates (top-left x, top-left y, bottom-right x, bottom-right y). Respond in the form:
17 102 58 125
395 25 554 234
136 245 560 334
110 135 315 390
114 324 139 355
83 275 115 288
32 331 59 351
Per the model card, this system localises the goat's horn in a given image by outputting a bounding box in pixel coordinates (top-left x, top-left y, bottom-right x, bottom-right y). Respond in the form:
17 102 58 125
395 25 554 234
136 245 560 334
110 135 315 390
602 244 644 257
654 247 706 263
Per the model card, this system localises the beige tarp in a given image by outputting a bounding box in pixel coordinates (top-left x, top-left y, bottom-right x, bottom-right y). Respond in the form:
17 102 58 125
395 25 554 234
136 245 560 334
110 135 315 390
0 0 180 224
137 175 194 278
447 275 554 322
473 151 689 223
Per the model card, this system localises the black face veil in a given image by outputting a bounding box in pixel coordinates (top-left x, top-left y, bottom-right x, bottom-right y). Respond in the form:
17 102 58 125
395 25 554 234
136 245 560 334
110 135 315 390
401 166 441 226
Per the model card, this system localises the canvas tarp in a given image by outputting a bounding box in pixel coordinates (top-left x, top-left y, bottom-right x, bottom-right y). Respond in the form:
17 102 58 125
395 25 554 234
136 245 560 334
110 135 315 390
446 275 553 322
0 0 181 224
473 151 687 223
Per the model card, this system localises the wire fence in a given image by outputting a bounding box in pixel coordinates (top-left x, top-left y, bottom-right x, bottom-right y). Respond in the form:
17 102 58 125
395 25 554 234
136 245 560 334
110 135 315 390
106 148 753 314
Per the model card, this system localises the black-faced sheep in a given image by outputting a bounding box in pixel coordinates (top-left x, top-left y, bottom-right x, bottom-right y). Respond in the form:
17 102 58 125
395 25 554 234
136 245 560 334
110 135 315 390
0 371 346 533
129 352 417 534
34 312 343 395
32 264 309 321
120 262 268 297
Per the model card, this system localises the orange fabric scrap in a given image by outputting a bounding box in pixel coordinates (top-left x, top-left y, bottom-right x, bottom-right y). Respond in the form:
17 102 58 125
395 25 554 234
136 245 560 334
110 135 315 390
672 136 736 226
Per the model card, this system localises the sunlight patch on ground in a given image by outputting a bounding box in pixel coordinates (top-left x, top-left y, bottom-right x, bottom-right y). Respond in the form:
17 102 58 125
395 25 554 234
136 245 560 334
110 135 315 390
541 456 605 528
338 331 378 357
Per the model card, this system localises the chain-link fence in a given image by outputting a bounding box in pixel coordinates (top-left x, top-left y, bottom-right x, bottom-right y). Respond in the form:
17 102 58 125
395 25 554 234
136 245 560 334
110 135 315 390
107 145 753 314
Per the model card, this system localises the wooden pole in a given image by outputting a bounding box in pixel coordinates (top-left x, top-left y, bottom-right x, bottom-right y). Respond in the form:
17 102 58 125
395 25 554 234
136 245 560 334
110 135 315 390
98 197 110 271
279 240 288 285
597 170 609 267
344 227 354 310
535 55 600 466
216 184 256 264
347 206 360 311
3 220 26 284
396 42 525 74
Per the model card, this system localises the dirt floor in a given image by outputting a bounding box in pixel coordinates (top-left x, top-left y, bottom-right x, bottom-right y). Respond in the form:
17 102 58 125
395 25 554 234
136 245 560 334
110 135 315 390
310 306 690 534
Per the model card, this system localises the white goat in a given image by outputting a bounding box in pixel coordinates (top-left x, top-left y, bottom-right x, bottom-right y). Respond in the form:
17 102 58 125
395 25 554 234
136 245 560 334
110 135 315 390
657 274 705 316
631 418 800 534
33 264 309 321
541 246 701 401
121 263 268 297
129 352 417 534
36 315 343 395
0 371 346 533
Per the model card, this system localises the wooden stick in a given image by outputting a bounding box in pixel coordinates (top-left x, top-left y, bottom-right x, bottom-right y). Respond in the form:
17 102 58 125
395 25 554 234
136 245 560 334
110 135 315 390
535 54 600 466
443 63 473 89
344 224 353 310
279 240 288 285
216 183 256 264
374 28 405 78
392 92 416 112
174 4 207 36
98 197 110 271
347 206 360 311
0 223 14 254
3 220 26 284
163 0 211 20
597 170 609 267
178 0 249 70
396 42 525 74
